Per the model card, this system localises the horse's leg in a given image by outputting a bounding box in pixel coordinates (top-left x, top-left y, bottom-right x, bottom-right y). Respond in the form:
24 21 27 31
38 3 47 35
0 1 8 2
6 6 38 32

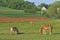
10 29 13 35
14 31 17 34
10 28 15 35
49 28 52 35
40 28 43 34
10 28 13 35
43 29 46 34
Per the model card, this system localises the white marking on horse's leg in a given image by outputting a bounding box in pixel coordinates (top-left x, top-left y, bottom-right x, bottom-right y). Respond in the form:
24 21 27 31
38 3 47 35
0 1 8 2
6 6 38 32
43 29 46 34
10 27 13 35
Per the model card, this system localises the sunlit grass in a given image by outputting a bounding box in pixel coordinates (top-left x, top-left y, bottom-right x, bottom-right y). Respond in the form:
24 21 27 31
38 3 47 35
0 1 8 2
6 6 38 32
0 19 60 40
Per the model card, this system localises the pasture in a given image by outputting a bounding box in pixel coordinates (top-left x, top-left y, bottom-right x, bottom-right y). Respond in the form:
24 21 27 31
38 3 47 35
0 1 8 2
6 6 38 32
0 19 60 40
0 7 60 40
0 7 43 17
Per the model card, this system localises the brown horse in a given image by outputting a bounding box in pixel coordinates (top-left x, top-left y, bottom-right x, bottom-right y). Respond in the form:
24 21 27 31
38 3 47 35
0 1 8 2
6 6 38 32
10 27 19 34
39 24 53 35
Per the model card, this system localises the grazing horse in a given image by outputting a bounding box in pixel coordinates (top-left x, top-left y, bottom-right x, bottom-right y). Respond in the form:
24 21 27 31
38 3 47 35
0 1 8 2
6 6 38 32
39 24 53 35
10 27 19 34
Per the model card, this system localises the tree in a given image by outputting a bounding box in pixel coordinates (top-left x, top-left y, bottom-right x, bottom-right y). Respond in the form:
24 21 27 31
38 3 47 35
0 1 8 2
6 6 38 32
0 0 7 7
47 1 60 19
24 1 37 13
0 0 37 13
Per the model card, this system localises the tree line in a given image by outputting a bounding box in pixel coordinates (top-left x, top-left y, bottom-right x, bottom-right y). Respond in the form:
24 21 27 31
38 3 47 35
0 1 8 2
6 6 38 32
0 0 48 13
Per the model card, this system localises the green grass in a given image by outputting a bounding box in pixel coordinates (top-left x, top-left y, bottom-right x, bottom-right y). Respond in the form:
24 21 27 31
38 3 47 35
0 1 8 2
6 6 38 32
0 7 43 17
0 19 60 40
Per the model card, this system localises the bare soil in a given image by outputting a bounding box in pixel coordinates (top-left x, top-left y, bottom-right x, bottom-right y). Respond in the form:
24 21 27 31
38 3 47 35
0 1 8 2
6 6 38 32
0 17 47 22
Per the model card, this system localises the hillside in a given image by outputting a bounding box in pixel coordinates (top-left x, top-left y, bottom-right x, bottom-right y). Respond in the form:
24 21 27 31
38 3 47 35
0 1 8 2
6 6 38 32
0 7 42 17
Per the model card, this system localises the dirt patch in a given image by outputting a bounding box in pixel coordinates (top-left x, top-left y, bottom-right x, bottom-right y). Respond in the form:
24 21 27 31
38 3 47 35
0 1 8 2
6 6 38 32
0 17 47 22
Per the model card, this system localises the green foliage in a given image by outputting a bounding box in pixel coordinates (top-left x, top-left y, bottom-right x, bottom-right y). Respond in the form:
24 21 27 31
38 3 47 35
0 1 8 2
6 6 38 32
23 1 37 13
0 0 37 13
1 0 60 18
24 8 36 13
47 1 60 19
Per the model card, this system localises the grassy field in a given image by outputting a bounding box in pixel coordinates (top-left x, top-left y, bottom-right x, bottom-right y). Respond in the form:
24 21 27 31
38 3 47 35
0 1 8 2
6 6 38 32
0 7 43 17
0 19 60 40
0 6 60 40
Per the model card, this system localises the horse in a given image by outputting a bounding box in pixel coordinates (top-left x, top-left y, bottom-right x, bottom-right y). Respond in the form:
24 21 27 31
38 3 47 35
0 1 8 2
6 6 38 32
39 24 53 35
10 27 19 34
